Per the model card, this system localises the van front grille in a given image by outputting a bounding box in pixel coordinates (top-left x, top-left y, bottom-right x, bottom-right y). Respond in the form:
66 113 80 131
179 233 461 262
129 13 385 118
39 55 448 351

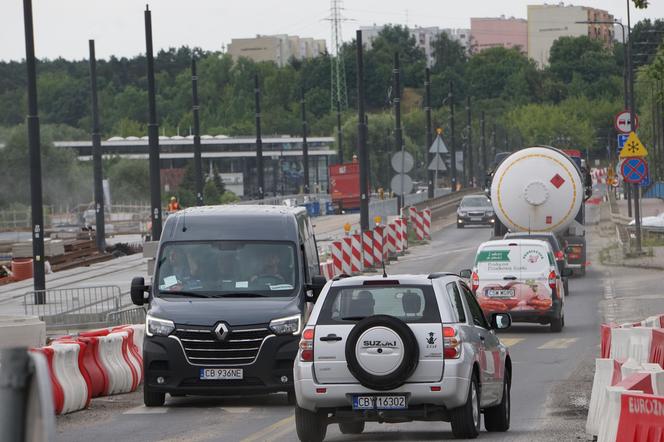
173 324 273 366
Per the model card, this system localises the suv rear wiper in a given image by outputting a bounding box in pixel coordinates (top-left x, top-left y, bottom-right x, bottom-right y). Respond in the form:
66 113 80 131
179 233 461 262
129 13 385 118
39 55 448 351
214 292 268 298
341 316 367 321
159 290 213 298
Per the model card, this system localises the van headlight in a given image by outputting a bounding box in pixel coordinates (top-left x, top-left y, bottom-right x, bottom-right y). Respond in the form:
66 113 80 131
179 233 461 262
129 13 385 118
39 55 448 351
146 314 175 337
269 314 302 336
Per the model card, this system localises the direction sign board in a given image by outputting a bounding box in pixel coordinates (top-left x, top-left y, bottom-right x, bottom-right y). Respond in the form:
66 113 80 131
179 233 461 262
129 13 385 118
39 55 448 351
615 110 639 133
391 151 414 173
621 157 649 184
619 132 648 158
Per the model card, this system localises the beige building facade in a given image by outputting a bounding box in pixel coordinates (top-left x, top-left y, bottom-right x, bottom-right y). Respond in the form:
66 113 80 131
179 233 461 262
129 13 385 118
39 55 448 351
228 35 327 67
528 3 614 68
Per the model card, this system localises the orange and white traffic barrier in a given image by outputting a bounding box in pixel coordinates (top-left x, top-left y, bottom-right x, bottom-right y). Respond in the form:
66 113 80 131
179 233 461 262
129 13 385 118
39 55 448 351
330 240 344 276
386 223 398 258
422 208 431 239
615 392 664 441
362 230 374 269
395 218 407 251
409 207 424 241
343 235 362 274
373 226 385 266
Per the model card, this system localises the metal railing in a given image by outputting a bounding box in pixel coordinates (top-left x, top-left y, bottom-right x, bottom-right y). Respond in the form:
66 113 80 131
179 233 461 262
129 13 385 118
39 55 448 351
106 306 146 326
23 285 122 331
237 193 331 207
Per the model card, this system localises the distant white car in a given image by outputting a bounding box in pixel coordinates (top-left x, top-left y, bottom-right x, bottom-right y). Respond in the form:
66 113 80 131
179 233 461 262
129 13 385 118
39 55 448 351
629 212 664 228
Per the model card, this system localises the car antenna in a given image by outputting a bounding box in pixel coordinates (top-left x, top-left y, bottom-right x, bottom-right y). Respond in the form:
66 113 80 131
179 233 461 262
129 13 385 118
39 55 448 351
382 259 388 278
181 209 188 232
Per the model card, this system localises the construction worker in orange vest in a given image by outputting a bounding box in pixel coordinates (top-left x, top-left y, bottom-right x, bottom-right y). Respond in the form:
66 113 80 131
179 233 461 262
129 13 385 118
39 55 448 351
167 196 182 212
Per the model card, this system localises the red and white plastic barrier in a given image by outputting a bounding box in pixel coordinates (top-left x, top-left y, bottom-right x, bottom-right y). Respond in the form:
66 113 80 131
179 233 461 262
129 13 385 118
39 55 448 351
409 207 424 241
319 259 334 280
49 342 91 414
362 230 374 269
373 226 385 266
616 392 664 441
386 222 398 258
422 208 431 239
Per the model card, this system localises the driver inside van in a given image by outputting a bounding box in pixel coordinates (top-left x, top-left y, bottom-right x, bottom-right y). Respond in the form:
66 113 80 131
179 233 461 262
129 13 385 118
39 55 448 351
159 247 192 290
251 250 285 283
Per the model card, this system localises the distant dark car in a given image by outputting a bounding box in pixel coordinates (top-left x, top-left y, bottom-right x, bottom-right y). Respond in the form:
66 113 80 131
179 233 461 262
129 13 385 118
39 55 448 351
457 195 495 228
503 232 570 295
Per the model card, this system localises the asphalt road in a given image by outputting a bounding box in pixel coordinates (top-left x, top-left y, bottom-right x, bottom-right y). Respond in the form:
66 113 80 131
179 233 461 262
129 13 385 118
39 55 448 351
56 222 606 442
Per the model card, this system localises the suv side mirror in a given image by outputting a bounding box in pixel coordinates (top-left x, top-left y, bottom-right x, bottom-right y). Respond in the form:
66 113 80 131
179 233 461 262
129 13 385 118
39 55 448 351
491 313 512 330
561 268 573 277
459 269 472 279
307 275 327 302
130 276 149 306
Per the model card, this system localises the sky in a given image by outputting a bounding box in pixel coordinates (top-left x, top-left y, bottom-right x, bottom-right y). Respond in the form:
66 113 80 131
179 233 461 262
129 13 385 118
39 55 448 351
1 0 662 61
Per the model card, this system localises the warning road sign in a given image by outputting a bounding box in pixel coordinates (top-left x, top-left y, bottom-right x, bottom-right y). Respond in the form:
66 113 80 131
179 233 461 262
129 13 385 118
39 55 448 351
615 110 639 133
621 157 649 184
619 132 648 158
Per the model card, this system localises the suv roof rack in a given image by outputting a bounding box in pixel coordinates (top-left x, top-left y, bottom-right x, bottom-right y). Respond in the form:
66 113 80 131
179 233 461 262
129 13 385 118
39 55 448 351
332 273 351 281
427 272 456 280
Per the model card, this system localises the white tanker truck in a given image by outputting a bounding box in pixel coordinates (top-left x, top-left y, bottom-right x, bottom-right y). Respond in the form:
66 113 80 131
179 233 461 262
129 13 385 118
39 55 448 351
488 146 593 276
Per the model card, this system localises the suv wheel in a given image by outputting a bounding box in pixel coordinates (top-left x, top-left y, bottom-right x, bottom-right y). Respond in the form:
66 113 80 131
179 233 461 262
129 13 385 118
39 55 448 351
339 421 365 434
550 313 564 333
295 405 327 442
451 375 481 439
144 385 165 407
484 371 510 432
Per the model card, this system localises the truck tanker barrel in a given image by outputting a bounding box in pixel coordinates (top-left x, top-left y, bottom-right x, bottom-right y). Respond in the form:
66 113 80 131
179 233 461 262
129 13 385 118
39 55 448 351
490 146 585 234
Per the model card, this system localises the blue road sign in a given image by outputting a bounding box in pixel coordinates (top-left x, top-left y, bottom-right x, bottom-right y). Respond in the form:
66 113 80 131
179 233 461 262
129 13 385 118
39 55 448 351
621 157 648 184
639 173 651 187
616 134 628 155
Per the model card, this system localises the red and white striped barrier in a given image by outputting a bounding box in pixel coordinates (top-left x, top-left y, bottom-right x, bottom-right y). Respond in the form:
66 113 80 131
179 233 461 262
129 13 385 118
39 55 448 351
422 208 431 239
586 358 623 436
396 218 407 251
386 222 398 258
409 207 424 241
616 392 664 441
345 234 363 274
330 240 345 276
319 258 334 280
362 230 374 269
29 347 65 415
373 226 385 266
49 342 91 414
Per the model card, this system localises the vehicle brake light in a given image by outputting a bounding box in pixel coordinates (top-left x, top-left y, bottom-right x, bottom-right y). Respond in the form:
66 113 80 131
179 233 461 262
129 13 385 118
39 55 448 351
555 250 564 261
548 271 557 290
300 328 315 362
471 272 479 293
443 326 460 359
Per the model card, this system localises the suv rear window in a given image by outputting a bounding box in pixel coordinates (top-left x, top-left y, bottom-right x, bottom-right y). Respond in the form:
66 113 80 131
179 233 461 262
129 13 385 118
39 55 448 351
317 285 441 325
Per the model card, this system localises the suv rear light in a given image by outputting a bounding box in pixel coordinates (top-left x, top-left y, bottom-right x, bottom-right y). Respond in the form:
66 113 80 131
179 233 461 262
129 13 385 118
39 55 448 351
471 272 479 293
548 271 557 290
554 250 564 261
300 328 315 362
443 326 460 359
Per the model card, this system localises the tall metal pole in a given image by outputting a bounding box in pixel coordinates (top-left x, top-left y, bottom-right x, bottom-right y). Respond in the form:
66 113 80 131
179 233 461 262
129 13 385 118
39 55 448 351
301 87 310 194
89 40 106 253
466 96 474 186
336 99 344 164
627 0 642 252
492 122 497 158
145 6 162 241
425 67 434 199
23 0 45 298
393 53 404 214
254 73 264 200
480 110 486 186
449 81 457 192
191 58 204 206
356 30 369 230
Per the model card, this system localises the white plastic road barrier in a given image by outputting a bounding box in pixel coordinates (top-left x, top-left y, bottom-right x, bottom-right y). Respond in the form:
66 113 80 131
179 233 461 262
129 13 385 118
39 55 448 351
597 386 631 442
610 327 653 364
586 358 622 437
50 343 89 414
620 358 644 378
112 330 141 390
97 333 133 395
653 370 664 395
641 314 664 328
0 315 46 349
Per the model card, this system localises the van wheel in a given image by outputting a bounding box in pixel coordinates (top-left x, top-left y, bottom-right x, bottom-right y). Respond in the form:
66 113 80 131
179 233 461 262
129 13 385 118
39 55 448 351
295 405 327 442
550 313 564 333
450 376 480 439
484 372 510 432
339 421 365 434
144 385 165 407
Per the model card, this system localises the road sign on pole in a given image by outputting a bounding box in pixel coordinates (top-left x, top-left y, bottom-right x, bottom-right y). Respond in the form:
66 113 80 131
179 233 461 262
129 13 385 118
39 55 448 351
621 157 649 184
391 151 414 173
390 174 413 195
619 132 648 158
615 110 639 133
617 133 628 151
429 134 449 154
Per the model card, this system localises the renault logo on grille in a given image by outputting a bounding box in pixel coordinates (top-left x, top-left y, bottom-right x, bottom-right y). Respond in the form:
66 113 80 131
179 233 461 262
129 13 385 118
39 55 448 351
214 323 229 341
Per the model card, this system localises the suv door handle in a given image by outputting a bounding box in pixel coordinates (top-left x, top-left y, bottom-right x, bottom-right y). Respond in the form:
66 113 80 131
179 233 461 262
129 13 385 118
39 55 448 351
320 334 342 342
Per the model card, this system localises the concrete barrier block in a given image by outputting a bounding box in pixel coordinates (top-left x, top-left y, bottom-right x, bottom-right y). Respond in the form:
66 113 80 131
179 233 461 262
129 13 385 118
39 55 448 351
0 315 46 349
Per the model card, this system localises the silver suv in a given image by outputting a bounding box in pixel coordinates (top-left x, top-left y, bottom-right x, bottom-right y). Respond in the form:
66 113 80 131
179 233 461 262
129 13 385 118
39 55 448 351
293 273 513 441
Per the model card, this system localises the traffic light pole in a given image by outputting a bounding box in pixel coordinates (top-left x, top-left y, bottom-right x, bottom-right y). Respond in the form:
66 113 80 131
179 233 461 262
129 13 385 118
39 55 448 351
89 40 106 253
191 58 204 206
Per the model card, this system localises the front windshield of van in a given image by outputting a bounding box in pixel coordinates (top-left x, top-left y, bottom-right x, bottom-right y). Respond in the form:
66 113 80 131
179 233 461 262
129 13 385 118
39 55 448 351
155 241 298 298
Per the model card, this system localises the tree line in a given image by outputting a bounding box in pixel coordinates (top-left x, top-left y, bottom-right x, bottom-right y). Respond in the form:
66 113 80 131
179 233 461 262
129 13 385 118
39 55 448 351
0 20 662 208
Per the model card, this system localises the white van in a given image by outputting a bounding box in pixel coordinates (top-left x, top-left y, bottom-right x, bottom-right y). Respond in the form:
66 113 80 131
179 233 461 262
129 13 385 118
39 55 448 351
465 239 569 332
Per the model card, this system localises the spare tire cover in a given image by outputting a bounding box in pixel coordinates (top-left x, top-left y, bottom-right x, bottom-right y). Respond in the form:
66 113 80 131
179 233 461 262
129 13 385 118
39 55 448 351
345 315 419 391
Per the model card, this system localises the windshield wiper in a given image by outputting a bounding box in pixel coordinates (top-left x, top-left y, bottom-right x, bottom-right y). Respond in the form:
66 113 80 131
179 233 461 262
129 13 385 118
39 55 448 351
159 290 213 298
341 316 367 321
214 292 268 298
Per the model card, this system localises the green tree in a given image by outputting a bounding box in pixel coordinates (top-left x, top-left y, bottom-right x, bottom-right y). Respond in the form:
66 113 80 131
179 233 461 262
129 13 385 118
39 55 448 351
203 180 220 205
106 158 150 203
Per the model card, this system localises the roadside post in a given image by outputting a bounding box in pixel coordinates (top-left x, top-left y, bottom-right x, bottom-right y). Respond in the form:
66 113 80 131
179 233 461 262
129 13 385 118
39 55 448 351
619 131 648 253
191 58 204 206
356 30 369 232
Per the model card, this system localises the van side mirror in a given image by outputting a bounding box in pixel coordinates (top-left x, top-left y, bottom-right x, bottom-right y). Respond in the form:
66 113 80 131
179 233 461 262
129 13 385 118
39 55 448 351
307 275 327 302
491 313 512 330
131 277 149 306
459 269 472 279
561 268 573 277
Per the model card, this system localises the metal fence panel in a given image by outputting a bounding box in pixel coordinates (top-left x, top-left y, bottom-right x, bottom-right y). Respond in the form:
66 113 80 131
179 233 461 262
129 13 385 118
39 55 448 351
106 306 146 326
23 286 122 331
